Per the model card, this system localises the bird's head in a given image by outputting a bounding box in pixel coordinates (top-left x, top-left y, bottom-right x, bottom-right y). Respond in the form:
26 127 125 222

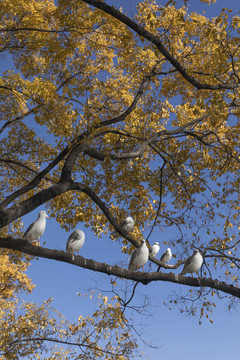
126 216 134 224
39 210 50 219
75 229 83 238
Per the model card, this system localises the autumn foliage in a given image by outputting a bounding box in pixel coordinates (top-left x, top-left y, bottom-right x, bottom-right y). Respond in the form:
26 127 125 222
0 0 240 358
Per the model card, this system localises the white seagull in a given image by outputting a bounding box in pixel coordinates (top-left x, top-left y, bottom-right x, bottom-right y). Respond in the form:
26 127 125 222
157 248 172 271
160 248 172 264
128 239 149 271
180 249 203 276
23 210 49 246
149 242 160 258
66 229 85 261
112 216 135 235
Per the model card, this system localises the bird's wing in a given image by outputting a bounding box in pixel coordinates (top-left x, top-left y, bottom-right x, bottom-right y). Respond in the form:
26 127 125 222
129 249 137 263
66 233 75 248
70 233 80 244
111 219 126 235
149 247 153 254
121 219 128 226
160 251 166 261
129 248 140 269
23 220 36 236
182 253 194 270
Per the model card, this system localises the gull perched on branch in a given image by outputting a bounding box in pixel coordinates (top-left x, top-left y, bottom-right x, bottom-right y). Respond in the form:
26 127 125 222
157 248 172 271
128 239 149 271
112 216 135 235
160 248 172 263
23 210 49 246
180 249 203 276
149 242 160 258
66 229 85 261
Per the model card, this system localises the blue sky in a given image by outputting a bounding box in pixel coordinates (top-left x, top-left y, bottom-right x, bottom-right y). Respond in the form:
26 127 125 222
2 0 240 359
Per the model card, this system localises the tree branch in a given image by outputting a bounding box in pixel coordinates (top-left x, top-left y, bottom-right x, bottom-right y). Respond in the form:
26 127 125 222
0 129 89 211
0 182 72 228
4 336 125 357
0 145 70 211
0 106 39 135
81 0 239 90
99 61 160 127
71 181 140 247
0 237 239 299
0 158 57 184
83 114 210 161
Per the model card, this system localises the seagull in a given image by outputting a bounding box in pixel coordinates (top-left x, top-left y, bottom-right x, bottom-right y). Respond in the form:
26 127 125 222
112 216 135 235
23 210 49 246
160 248 172 263
180 249 203 276
149 242 160 258
128 239 149 271
66 229 85 261
157 248 172 271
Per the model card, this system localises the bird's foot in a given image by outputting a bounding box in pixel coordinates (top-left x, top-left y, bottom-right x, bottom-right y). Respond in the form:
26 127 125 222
31 241 39 246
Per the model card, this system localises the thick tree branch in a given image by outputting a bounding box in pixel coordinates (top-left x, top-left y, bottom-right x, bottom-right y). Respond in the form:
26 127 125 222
0 145 72 211
0 130 90 211
0 27 68 33
0 182 72 228
60 143 85 182
0 237 239 299
81 0 239 90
